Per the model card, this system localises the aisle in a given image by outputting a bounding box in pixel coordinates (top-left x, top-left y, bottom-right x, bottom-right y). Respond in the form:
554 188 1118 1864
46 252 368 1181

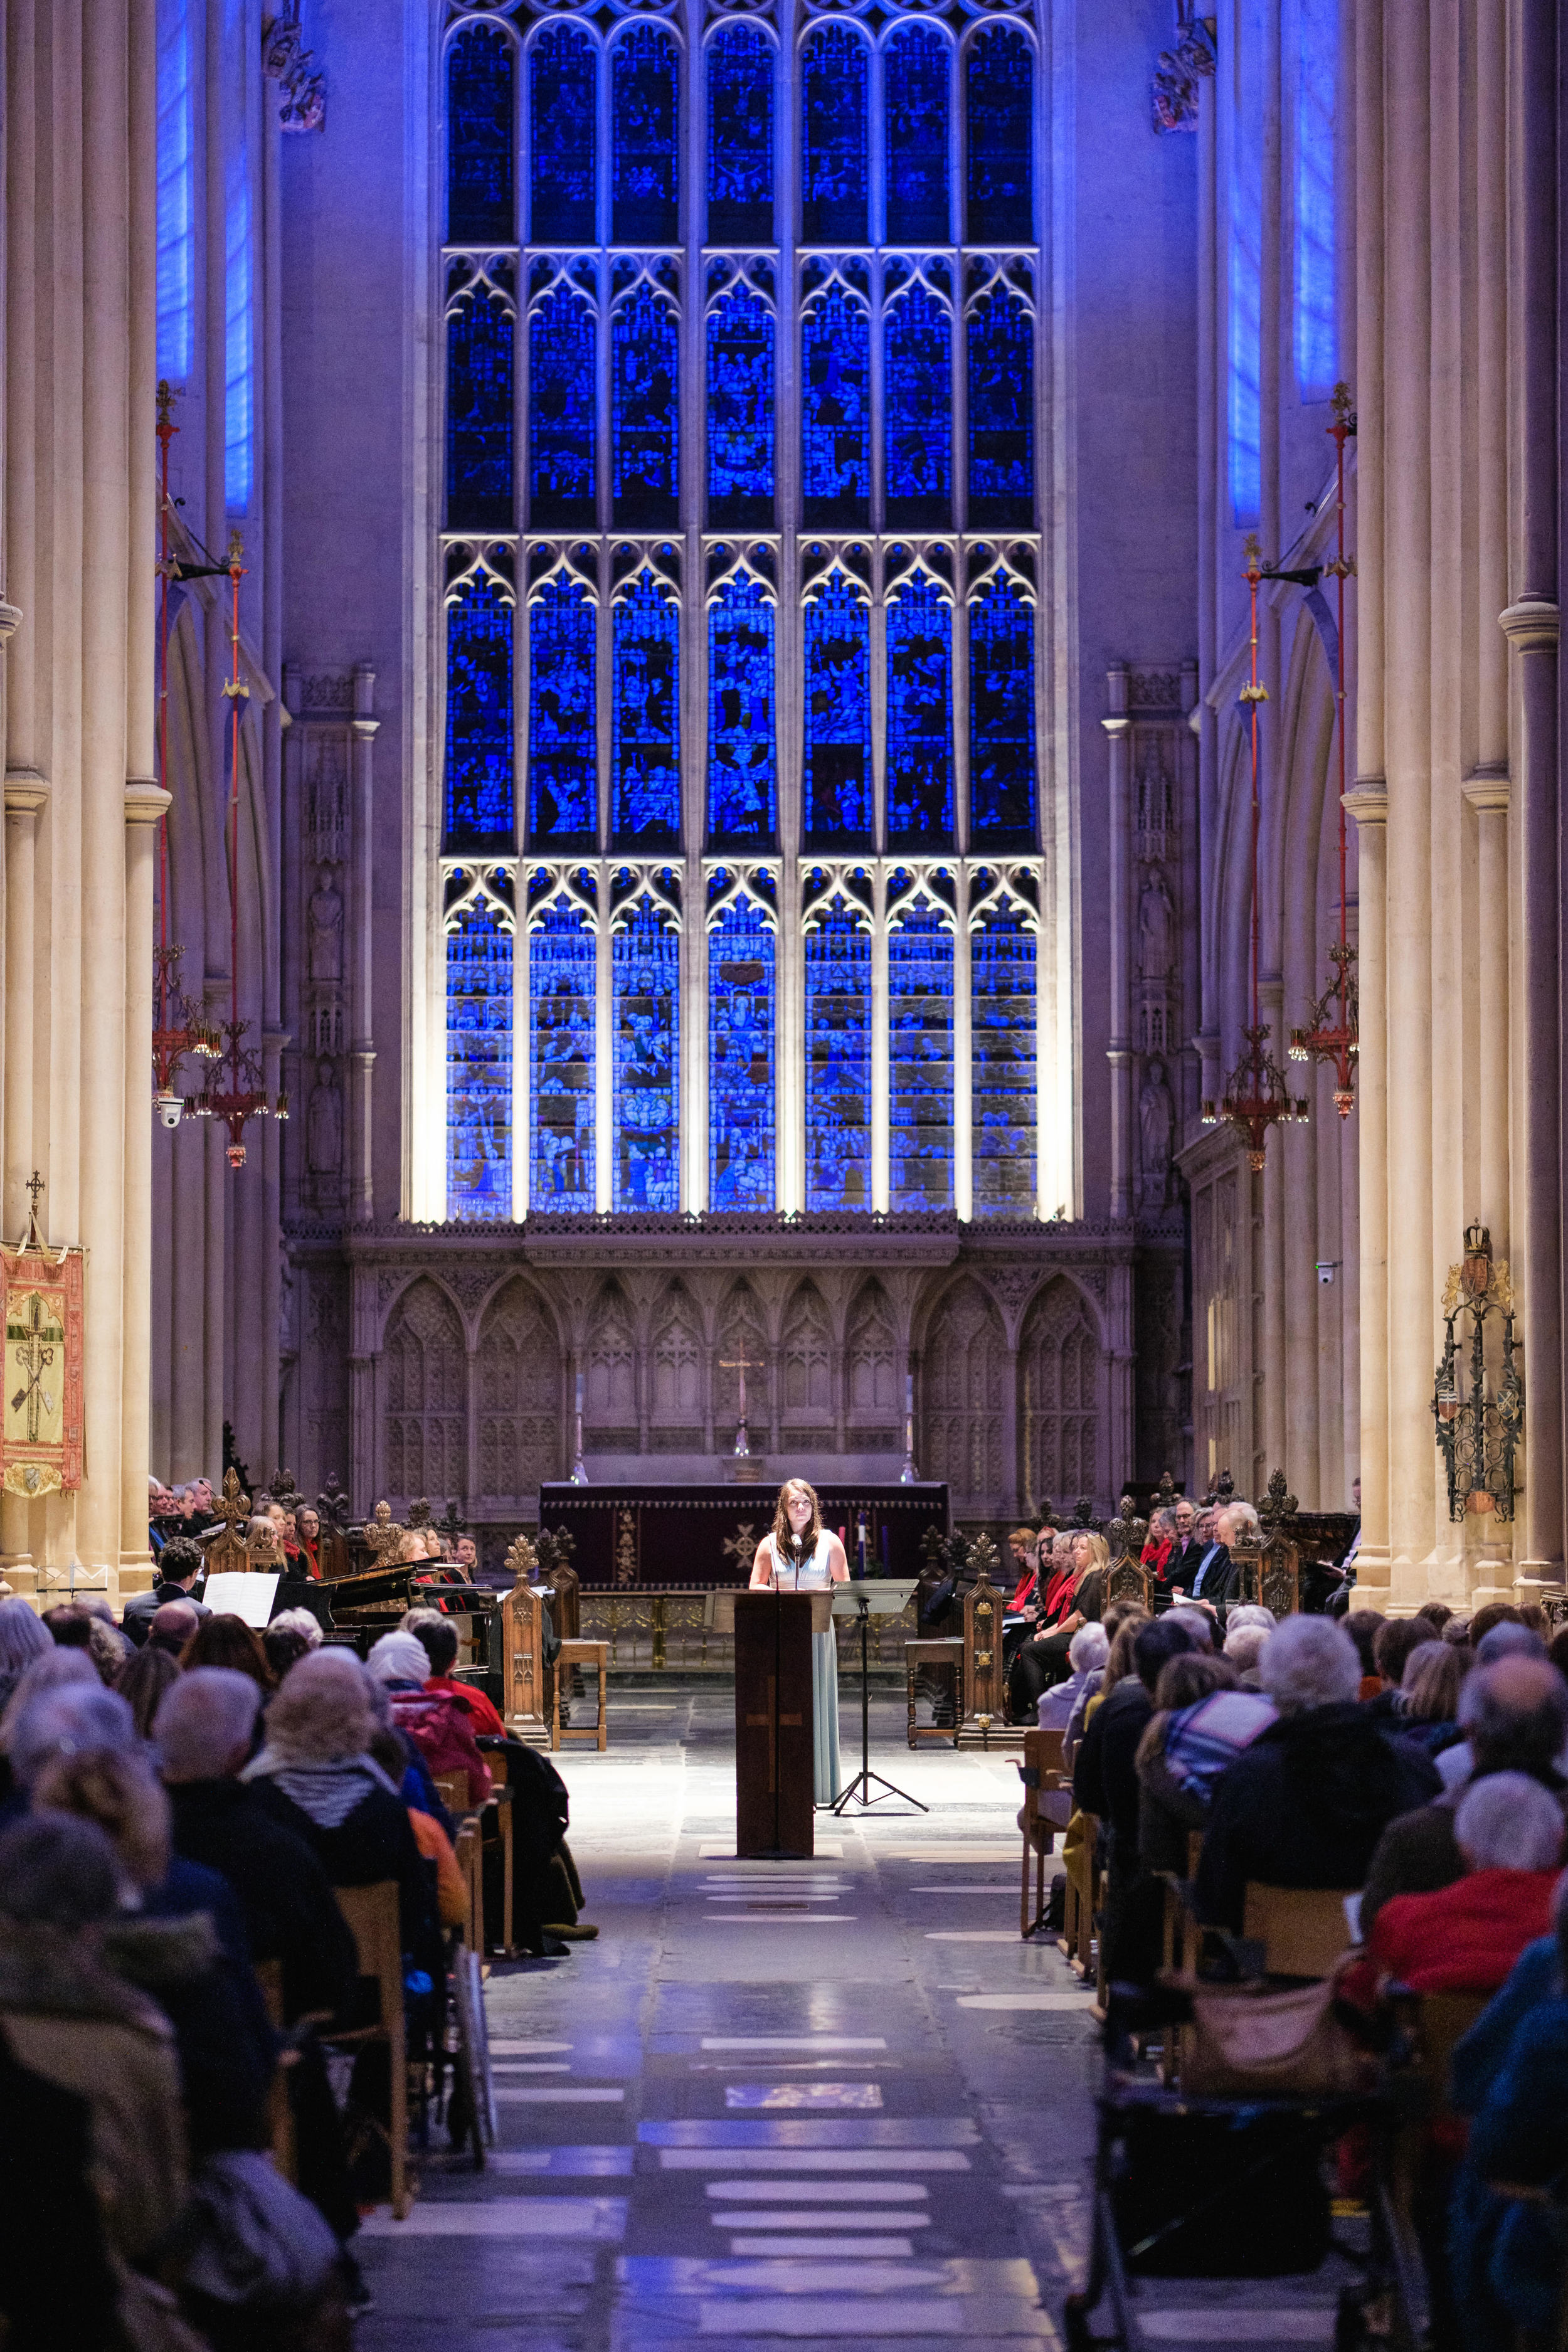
355 1683 1098 2346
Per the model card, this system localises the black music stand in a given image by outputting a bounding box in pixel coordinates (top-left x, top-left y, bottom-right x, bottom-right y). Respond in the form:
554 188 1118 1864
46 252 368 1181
830 1584 926 1815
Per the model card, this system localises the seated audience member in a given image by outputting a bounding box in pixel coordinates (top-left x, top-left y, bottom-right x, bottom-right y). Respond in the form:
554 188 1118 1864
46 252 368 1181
121 1535 209 1648
1136 1661 1276 1878
1397 1639 1468 1756
0 2032 122 2351
1367 1615 1443 1717
368 1629 492 1808
1007 1532 1110 1716
1194 1615 1441 1932
1360 1657 1568 1936
179 1612 275 1691
263 1605 323 1683
292 1505 323 1577
1184 1505 1246 1619
1223 1608 1274 1688
40 1604 96 1652
0 1596 50 1718
115 1642 182 1740
1139 1507 1177 1594
405 1612 508 1739
1343 1607 1389 1700
1038 1621 1110 1733
1074 1617 1201 1974
147 1599 199 1658
1416 1601 1454 1635
1468 1601 1525 1648
1164 1603 1217 1651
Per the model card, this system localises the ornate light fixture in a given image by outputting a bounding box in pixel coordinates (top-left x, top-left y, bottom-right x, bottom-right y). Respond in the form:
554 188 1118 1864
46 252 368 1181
190 533 287 1167
1433 1224 1523 1523
151 381 219 1128
1201 536 1309 1169
1290 383 1360 1113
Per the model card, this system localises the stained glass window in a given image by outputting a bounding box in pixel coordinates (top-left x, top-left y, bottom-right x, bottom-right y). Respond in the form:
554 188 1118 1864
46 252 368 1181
531 25 596 245
448 22 514 244
969 579 1036 845
447 278 514 532
1229 0 1263 519
967 287 1032 524
613 282 679 524
884 283 951 526
802 282 869 522
706 576 776 842
156 0 194 380
707 289 775 526
447 902 514 1222
223 0 253 513
805 905 871 1210
529 285 596 525
446 573 514 840
965 28 1032 243
709 896 775 1210
613 26 679 246
801 26 867 245
612 576 681 844
803 573 871 842
531 906 596 1211
884 26 949 245
613 899 679 1211
972 908 1036 1216
707 24 774 245
889 909 953 1210
528 576 596 842
886 576 954 840
1295 0 1338 399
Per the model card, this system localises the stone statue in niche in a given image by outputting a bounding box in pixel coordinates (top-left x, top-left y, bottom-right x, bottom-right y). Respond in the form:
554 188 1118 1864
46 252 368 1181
307 1060 342 1173
1138 1056 1175 1209
1138 868 1175 981
308 877 344 983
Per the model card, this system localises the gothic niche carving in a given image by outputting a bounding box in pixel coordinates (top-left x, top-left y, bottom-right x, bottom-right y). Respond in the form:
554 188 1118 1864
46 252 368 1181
1020 1276 1100 1512
299 724 349 1211
384 1278 467 1505
476 1277 560 1505
649 1281 702 1451
307 1059 342 1175
846 1279 899 1448
780 1281 833 1438
716 1281 770 1444
1133 722 1184 1214
921 1276 1005 1505
585 1281 637 1447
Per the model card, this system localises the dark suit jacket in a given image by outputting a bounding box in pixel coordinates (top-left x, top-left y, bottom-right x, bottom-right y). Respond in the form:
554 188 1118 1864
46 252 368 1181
1188 1542 1238 1611
120 1579 210 1646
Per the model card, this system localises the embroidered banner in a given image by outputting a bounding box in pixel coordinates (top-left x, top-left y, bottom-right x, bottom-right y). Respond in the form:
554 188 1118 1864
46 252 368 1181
0 1239 85 1498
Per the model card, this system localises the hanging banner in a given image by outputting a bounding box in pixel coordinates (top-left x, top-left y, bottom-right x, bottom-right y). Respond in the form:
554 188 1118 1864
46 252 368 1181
0 1237 85 1498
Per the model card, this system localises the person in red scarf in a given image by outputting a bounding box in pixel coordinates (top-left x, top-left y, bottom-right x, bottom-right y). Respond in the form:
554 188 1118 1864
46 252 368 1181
1007 1532 1109 1720
293 1505 323 1579
1002 1527 1049 1673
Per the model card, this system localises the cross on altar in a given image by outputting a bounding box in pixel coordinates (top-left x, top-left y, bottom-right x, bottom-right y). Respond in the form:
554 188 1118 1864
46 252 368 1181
21 1170 45 1248
719 1353 765 1458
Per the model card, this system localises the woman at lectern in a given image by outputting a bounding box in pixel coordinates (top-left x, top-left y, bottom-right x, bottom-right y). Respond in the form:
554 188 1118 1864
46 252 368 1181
749 1480 848 1806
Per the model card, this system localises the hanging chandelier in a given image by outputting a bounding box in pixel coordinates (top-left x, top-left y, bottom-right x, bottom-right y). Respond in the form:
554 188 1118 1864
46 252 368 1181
190 532 287 1168
151 381 220 1129
1200 534 1309 1171
1290 383 1359 1113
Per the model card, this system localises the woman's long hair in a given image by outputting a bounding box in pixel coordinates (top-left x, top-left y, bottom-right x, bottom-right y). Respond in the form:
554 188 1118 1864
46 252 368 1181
1074 1532 1111 1584
772 1479 823 1565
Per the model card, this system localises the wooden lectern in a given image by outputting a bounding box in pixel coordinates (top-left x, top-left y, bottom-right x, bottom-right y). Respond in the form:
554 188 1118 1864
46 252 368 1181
728 1589 823 1857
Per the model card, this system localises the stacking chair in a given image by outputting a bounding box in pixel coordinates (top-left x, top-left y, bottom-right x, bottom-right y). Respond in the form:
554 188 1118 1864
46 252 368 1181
254 1956 298 2183
1018 1727 1066 1937
1240 1882 1359 1979
328 1882 413 2220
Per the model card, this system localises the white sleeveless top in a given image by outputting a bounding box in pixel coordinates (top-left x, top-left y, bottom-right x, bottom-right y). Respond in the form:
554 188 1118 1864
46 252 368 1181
768 1533 834 1589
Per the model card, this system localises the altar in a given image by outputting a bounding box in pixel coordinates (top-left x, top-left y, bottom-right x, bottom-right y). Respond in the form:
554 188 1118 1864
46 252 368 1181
538 1480 949 1589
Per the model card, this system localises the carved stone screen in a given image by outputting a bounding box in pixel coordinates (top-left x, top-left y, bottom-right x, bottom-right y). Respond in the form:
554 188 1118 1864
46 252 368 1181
438 0 1045 1221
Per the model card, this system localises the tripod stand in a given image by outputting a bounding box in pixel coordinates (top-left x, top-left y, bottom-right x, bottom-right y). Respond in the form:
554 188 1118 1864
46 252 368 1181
830 1589 926 1815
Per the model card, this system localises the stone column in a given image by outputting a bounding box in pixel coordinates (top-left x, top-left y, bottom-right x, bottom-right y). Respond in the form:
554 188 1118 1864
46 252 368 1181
1345 785 1389 1605
120 781 169 1592
348 669 378 1223
1103 664 1133 1221
0 766 44 1589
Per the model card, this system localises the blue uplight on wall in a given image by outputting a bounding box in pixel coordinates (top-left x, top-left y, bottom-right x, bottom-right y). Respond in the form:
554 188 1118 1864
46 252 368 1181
528 576 597 843
613 280 680 524
884 283 951 527
709 895 775 1210
965 28 1032 244
805 905 871 1210
612 576 681 844
802 25 868 245
707 24 774 246
531 906 596 1212
446 573 514 841
156 0 194 381
707 288 775 526
447 277 514 532
967 287 1032 524
613 25 679 246
448 22 514 244
447 901 514 1222
803 573 871 842
802 282 869 522
1294 0 1338 399
1229 0 1263 519
531 24 596 245
969 578 1036 845
886 576 955 841
613 899 680 1212
223 0 253 513
889 909 954 1211
884 25 950 245
529 284 596 526
706 577 776 842
972 907 1036 1216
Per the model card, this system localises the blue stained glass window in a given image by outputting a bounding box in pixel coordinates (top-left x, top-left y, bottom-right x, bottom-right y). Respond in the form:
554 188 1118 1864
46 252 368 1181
612 577 681 843
530 908 595 1212
531 26 596 245
156 0 194 380
967 289 1032 524
613 26 679 246
1295 0 1338 398
805 908 871 1210
613 902 680 1211
446 575 514 840
802 283 869 522
706 578 776 840
803 575 871 842
613 283 679 524
969 580 1036 844
885 26 950 245
972 910 1036 1216
707 25 773 245
447 904 514 1221
965 29 1032 243
528 577 596 842
884 285 951 526
802 26 867 245
447 286 514 532
886 578 955 840
1229 0 1263 519
448 23 514 244
528 287 596 526
889 911 953 1210
709 898 775 1209
223 0 253 514
707 289 775 526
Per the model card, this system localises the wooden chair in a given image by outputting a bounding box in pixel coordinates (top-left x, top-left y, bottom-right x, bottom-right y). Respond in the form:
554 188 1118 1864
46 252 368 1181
1018 1728 1066 1937
433 1771 514 1958
1240 1882 1358 1978
328 1882 413 2220
905 1637 963 1746
1062 1808 1099 1980
255 1957 297 2183
553 1638 608 1752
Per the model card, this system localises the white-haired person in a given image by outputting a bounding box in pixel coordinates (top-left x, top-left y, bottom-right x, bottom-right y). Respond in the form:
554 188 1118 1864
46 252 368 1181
1037 1619 1110 1732
1193 1614 1443 1931
1222 1602 1276 1688
367 1628 492 1811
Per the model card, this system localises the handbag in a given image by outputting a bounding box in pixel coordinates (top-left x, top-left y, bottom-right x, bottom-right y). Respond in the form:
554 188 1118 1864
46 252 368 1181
1180 1974 1370 2099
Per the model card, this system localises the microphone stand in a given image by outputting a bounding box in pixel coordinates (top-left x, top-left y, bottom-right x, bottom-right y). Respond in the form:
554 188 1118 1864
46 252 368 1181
831 1589 926 1815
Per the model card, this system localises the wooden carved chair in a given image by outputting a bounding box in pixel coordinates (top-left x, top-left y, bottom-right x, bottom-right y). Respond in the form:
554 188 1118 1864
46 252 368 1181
327 1881 413 2220
1018 1727 1066 1937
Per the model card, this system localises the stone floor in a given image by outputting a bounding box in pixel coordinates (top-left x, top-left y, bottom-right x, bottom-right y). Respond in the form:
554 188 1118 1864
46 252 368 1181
354 1682 1350 2350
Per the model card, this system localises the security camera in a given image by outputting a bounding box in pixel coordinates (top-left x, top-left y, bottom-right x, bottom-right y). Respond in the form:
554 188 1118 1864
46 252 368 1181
1316 1260 1340 1286
156 1093 183 1131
